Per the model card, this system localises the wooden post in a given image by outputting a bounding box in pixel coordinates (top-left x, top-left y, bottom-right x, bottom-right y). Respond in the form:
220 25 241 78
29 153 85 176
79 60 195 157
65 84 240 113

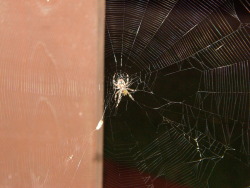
0 0 104 187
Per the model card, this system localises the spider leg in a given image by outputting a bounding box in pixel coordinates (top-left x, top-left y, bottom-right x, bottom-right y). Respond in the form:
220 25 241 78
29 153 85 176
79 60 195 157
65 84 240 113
114 90 119 101
116 90 122 108
127 88 135 92
126 73 129 83
113 74 117 86
127 91 134 101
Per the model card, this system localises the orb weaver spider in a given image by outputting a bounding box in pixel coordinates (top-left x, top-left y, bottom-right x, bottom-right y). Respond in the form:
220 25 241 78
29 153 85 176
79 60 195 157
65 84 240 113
113 73 135 108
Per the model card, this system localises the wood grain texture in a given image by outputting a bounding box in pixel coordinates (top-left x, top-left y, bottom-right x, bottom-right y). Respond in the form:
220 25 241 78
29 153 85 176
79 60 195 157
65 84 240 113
0 0 104 187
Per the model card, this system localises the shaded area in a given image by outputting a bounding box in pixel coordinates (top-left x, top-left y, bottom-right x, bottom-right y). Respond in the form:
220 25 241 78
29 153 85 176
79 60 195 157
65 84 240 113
104 0 250 187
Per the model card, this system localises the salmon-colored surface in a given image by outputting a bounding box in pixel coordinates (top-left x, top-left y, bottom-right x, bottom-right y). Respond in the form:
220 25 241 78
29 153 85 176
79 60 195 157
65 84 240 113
0 0 104 187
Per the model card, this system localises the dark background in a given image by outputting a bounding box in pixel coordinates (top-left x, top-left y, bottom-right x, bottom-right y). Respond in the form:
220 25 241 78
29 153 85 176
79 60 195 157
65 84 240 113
104 0 250 187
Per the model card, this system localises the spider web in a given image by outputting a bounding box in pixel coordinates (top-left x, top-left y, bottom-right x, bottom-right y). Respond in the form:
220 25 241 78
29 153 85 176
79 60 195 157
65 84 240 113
104 0 250 187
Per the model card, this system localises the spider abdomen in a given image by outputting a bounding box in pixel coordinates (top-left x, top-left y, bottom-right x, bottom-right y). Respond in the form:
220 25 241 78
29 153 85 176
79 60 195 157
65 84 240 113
122 89 128 96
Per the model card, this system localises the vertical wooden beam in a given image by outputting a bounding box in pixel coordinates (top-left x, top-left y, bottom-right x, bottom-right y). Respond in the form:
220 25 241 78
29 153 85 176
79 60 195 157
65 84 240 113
0 0 104 187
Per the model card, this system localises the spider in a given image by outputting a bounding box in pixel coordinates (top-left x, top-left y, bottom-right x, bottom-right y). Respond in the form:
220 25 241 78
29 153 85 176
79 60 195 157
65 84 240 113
113 73 135 108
